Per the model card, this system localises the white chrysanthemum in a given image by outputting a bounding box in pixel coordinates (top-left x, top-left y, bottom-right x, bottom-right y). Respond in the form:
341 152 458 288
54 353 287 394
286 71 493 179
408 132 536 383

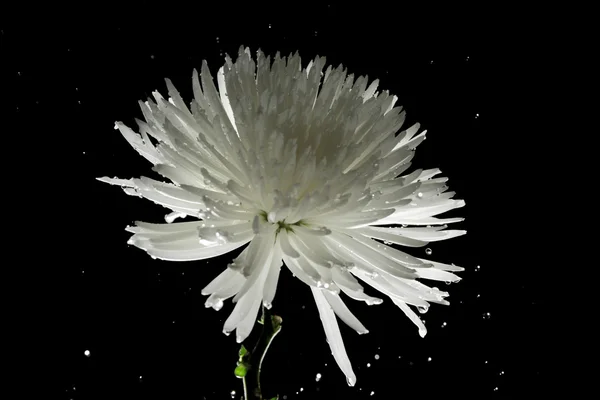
99 47 466 386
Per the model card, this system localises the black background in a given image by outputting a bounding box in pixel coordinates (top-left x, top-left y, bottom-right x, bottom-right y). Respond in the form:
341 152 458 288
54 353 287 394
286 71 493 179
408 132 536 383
7 6 547 399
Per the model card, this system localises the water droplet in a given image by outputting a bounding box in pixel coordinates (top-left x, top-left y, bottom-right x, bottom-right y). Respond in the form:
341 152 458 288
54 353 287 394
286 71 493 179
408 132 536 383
150 54 155 59
213 298 224 311
300 387 303 392
475 265 480 271
366 363 371 367
230 390 236 397
84 350 90 357
315 372 322 382
139 375 143 382
425 248 432 255
374 354 380 360
475 113 480 118
417 192 423 198
483 312 491 320
499 371 504 375
268 24 272 28
493 387 498 392
417 305 429 314
441 321 447 328
370 391 375 396
319 226 331 234
427 357 432 362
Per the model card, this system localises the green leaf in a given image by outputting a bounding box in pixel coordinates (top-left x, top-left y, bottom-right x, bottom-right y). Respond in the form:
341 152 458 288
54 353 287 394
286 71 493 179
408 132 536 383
239 345 248 359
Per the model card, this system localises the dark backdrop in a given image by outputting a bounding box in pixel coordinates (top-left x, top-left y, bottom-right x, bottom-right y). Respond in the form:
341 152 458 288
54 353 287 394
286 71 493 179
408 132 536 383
7 7 547 399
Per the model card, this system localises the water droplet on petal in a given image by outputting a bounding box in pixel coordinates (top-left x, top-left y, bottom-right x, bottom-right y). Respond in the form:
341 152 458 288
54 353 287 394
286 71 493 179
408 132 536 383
213 299 224 311
425 248 432 255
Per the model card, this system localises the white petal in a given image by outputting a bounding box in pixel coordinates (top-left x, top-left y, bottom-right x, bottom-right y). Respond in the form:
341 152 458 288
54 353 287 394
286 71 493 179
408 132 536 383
217 66 238 134
396 227 467 241
202 267 245 296
132 230 253 261
355 226 429 247
337 283 383 305
282 252 320 286
414 267 462 282
332 266 383 305
232 233 275 303
323 291 369 334
114 121 163 165
223 284 261 340
324 231 418 280
235 291 263 343
263 238 284 308
391 298 427 337
279 230 300 258
350 267 434 308
311 287 357 386
417 259 465 272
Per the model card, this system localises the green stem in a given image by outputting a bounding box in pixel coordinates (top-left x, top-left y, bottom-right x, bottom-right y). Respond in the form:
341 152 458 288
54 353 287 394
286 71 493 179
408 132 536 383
235 306 282 400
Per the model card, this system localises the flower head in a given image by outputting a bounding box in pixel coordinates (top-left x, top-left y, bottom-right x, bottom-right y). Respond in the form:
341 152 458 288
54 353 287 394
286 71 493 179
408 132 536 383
99 47 466 386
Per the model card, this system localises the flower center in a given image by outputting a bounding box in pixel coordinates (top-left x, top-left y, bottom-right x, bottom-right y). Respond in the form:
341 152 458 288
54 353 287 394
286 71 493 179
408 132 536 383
258 210 303 235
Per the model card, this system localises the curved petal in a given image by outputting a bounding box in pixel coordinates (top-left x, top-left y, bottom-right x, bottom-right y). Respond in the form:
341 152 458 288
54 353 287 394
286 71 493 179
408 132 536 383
311 287 357 386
